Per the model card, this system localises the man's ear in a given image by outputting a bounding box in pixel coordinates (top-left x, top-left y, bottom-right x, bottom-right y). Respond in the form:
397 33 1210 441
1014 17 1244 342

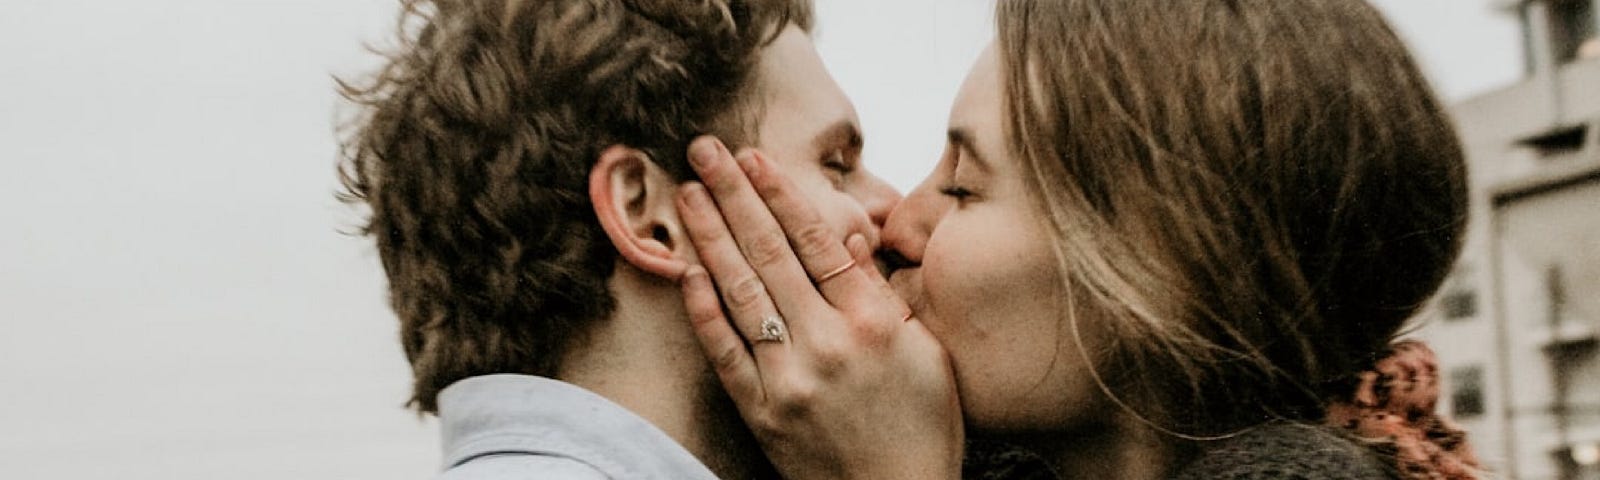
589 145 691 280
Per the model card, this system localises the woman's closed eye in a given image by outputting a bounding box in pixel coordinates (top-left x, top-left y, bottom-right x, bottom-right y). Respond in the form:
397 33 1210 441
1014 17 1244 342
938 184 975 203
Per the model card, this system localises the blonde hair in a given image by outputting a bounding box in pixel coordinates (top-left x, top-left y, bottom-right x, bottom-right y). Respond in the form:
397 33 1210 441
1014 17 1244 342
996 0 1468 436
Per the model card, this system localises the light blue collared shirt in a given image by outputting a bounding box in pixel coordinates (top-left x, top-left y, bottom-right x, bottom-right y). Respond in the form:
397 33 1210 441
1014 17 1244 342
436 374 719 480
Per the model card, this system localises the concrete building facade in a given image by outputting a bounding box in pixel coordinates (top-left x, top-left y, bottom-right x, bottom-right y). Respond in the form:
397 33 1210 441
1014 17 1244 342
1416 1 1600 479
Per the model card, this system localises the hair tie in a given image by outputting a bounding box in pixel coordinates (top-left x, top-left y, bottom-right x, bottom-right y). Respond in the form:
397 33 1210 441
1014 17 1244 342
1325 340 1484 479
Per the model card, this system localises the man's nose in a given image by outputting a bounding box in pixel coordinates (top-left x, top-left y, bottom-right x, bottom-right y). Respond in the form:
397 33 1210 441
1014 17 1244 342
854 172 902 230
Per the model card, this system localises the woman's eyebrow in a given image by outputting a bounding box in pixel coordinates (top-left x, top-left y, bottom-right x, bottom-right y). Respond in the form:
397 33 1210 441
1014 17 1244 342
946 127 992 173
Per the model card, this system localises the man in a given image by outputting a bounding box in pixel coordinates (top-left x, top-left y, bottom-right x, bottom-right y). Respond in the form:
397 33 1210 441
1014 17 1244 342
337 0 897 478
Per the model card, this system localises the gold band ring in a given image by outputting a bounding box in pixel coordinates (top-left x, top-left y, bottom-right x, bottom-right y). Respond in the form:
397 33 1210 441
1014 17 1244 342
814 258 856 284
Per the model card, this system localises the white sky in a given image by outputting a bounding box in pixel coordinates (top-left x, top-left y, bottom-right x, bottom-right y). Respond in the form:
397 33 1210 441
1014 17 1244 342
0 1 1525 478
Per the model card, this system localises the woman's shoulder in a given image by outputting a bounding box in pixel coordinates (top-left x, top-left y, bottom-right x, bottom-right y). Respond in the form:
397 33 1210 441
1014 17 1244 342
1170 423 1395 480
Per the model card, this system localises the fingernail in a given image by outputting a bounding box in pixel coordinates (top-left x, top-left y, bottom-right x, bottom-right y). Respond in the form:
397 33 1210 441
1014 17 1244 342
735 150 759 176
677 265 706 287
845 233 868 258
680 182 710 209
683 265 707 283
689 138 717 169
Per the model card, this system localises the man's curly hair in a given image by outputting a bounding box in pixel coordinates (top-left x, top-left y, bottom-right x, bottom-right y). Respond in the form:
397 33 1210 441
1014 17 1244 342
337 0 813 413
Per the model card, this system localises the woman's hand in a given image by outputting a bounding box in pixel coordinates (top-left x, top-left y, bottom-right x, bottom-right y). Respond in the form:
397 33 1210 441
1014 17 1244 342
675 136 963 480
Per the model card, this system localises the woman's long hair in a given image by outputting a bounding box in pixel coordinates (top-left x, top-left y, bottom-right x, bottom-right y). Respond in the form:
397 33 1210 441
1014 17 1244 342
995 0 1468 438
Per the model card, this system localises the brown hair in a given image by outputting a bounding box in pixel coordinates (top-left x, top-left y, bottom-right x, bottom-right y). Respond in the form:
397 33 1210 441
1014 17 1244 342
337 0 812 413
995 0 1468 436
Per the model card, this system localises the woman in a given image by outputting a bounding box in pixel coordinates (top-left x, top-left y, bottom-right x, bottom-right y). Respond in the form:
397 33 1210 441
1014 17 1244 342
673 0 1475 478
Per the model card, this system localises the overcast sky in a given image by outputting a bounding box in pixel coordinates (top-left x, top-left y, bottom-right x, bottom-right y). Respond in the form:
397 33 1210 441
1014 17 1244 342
0 1 1526 478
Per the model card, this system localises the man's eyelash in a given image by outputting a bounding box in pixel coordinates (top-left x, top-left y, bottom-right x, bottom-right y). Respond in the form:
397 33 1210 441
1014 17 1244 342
822 151 855 173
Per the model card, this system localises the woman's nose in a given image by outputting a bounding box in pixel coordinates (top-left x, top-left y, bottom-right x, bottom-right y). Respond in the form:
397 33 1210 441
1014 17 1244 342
879 181 942 266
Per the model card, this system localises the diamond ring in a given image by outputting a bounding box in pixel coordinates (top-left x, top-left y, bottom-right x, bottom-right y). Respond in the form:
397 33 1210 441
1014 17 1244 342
755 315 788 343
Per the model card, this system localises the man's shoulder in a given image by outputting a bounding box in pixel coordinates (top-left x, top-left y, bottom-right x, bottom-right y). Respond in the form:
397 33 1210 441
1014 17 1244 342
439 453 608 480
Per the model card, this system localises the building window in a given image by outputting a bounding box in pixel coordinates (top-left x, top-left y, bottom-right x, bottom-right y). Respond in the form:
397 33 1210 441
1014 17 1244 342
1548 264 1568 326
1440 266 1477 321
1442 289 1478 320
1521 124 1590 160
1551 0 1599 63
1450 366 1485 418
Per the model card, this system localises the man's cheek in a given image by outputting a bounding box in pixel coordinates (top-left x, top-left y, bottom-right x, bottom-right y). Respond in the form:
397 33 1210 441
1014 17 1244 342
769 168 864 242
787 174 843 219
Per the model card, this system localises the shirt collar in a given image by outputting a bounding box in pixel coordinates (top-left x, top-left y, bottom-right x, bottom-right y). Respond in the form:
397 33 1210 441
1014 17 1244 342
436 374 718 480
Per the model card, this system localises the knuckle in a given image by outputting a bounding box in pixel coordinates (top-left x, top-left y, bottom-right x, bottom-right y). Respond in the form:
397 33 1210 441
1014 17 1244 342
807 338 850 376
791 223 836 260
709 341 744 373
691 219 729 243
685 302 718 326
699 162 739 190
773 380 818 417
724 275 768 312
849 318 894 348
684 217 729 248
683 294 723 324
743 232 791 268
749 414 787 441
749 163 782 192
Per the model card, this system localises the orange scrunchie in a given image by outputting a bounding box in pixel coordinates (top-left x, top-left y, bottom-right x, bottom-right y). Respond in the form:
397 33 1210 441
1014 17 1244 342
1325 340 1483 479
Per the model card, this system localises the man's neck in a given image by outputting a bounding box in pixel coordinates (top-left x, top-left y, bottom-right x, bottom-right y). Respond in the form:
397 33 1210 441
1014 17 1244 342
557 267 774 479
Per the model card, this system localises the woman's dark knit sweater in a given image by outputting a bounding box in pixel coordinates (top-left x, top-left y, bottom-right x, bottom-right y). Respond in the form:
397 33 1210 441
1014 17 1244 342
963 423 1394 479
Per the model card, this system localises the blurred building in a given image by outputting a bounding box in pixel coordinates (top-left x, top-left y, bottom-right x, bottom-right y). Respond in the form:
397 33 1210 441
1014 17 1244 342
1416 1 1600 479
